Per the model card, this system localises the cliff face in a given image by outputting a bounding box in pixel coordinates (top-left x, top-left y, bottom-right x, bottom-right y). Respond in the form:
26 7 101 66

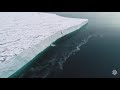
0 12 88 78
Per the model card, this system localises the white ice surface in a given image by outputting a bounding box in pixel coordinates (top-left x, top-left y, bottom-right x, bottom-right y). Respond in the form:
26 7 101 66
0 12 88 78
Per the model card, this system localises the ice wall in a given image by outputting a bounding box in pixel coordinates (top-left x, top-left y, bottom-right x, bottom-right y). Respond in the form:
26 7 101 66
0 12 88 78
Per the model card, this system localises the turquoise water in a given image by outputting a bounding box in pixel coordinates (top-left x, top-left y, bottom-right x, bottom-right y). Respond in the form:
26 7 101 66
18 12 120 78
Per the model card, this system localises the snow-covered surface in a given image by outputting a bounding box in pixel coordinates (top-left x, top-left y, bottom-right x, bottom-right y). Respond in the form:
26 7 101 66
0 12 88 78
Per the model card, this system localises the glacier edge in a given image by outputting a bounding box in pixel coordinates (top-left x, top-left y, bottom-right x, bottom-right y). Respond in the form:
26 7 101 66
0 12 88 78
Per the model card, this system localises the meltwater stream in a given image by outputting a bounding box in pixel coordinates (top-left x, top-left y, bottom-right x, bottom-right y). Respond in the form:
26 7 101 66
17 12 120 78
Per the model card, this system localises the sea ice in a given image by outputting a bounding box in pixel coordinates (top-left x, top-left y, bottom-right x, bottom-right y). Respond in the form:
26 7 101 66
0 12 88 78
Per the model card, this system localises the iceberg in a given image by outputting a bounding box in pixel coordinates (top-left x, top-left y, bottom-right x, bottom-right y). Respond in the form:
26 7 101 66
0 12 88 78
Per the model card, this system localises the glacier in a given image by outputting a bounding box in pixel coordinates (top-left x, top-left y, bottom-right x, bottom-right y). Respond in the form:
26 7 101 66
0 12 88 78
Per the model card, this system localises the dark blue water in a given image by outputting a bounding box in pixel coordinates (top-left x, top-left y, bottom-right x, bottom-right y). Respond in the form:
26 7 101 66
17 12 120 78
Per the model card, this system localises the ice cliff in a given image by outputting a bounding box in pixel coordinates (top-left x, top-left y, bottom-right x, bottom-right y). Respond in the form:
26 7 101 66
0 12 88 78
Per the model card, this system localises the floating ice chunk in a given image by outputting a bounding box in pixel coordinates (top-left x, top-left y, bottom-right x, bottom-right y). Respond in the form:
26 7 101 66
50 43 56 47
